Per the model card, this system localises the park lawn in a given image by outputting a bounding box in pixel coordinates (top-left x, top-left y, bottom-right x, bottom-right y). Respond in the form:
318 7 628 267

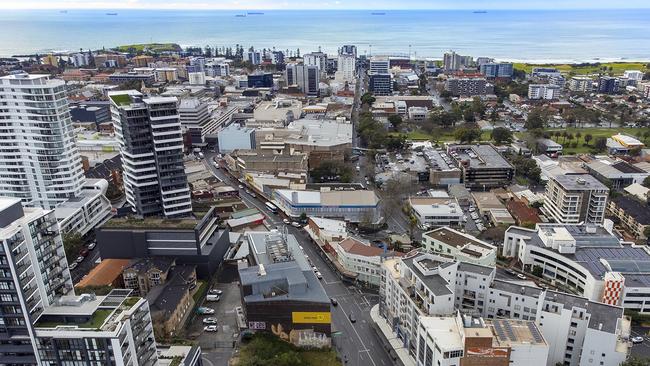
513 62 649 75
527 127 650 154
114 43 181 53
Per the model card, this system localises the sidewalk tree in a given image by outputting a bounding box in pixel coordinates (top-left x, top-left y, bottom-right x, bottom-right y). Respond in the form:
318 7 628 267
491 127 513 145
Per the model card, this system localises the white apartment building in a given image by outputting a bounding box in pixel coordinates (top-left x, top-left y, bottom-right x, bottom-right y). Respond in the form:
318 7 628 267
304 51 328 75
110 91 192 218
70 52 91 67
284 63 320 96
623 70 644 82
409 197 464 229
334 237 398 286
422 227 497 267
188 71 206 85
205 62 230 77
0 73 85 209
528 84 561 100
335 53 356 82
54 179 112 236
568 77 594 93
217 123 256 153
179 98 212 145
379 250 630 366
503 222 650 313
542 174 609 224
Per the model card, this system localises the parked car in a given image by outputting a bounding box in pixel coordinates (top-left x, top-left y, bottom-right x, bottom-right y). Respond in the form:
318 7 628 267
79 248 89 257
69 262 78 270
632 336 644 344
330 298 338 306
283 218 290 224
204 325 218 332
291 222 302 228
349 312 356 323
208 289 223 295
75 256 84 263
516 274 527 280
506 269 516 276
197 307 215 315
206 294 220 302
88 242 96 250
202 317 218 325
315 271 322 279
238 185 244 189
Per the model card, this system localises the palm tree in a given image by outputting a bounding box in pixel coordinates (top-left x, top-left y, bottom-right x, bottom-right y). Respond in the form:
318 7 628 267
575 132 582 143
554 131 561 141
584 134 593 146
561 131 568 142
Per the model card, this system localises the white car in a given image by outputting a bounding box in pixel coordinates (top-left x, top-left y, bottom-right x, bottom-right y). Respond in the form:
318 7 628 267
88 242 96 250
204 325 218 332
632 336 644 344
75 256 84 263
69 262 78 270
315 271 323 279
208 289 223 295
202 317 218 325
291 222 302 228
238 184 244 189
283 218 290 224
516 274 527 280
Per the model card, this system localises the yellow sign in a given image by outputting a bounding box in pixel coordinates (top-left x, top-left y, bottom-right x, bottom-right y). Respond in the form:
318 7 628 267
292 312 331 324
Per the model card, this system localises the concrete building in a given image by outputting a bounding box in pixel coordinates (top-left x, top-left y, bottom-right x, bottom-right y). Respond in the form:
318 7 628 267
70 101 111 127
109 91 192 218
447 144 514 189
217 123 256 153
369 56 390 74
226 149 308 175
369 73 393 96
285 63 320 96
188 71 206 85
528 84 561 100
607 133 645 155
542 174 609 224
598 76 619 94
0 198 73 364
252 99 302 124
445 77 491 97
334 237 400 286
54 179 113 236
0 73 85 209
178 98 212 145
335 53 356 82
304 51 328 75
480 62 514 78
238 231 331 347
34 290 158 366
584 158 649 189
536 138 564 155
409 197 464 229
568 77 594 93
109 72 156 84
623 70 644 82
273 189 380 223
96 208 229 279
443 51 472 71
247 73 274 88
70 52 91 67
422 226 497 266
607 195 650 240
247 50 262 65
379 250 630 366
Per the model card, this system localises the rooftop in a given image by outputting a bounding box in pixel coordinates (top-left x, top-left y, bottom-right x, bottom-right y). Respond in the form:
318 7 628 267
489 319 547 346
275 189 379 207
75 258 131 288
550 174 608 191
447 144 513 170
102 216 199 230
611 195 650 225
425 227 495 255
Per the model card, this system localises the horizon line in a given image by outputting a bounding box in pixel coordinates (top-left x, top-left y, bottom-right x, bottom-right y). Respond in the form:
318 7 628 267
3 7 650 10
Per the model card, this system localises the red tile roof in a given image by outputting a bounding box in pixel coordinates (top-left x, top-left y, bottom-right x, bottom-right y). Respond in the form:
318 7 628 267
75 258 131 288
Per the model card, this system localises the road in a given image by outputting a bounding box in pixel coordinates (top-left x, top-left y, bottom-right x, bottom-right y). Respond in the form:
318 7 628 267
69 245 101 284
204 156 395 366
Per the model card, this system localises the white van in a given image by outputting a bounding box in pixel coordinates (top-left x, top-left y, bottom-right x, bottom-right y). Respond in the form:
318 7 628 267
206 294 221 302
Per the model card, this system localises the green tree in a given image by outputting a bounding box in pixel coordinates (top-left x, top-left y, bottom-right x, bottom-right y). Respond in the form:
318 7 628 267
490 127 513 145
471 97 486 118
593 137 607 152
643 176 650 189
621 358 650 366
360 92 376 106
454 127 482 143
525 108 550 130
583 133 593 146
388 114 403 130
62 231 84 263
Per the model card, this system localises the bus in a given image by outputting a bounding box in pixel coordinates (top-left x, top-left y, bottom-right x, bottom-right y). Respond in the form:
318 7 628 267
265 202 278 214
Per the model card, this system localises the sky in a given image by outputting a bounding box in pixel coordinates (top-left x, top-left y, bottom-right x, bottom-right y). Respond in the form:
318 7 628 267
0 0 649 10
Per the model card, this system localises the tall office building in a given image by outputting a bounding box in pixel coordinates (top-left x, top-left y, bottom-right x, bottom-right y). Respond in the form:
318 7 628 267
304 50 328 75
542 174 609 224
0 197 73 364
480 62 514 78
443 51 472 71
335 53 356 82
0 73 85 209
284 63 320 96
109 91 192 218
369 56 390 74
339 45 357 58
179 98 213 145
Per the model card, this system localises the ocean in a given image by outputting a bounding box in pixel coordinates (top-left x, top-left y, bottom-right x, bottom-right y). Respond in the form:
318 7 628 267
1 9 649 62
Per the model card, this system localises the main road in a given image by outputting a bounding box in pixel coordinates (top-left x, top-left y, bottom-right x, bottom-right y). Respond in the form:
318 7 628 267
204 156 396 366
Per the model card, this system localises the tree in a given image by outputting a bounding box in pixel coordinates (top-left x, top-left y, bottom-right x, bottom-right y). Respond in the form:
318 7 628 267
454 127 482 143
525 108 550 130
593 137 607 152
583 133 593 146
62 231 84 263
509 154 542 184
388 114 403 130
360 92 376 106
310 161 353 183
490 127 513 145
471 97 486 118
621 358 650 366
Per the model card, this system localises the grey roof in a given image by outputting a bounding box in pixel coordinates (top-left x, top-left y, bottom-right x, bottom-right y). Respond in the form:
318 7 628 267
125 257 175 275
491 279 543 298
611 195 650 225
509 224 650 279
551 174 608 191
544 290 622 334
458 262 495 276
147 265 196 314
448 144 513 170
402 255 454 296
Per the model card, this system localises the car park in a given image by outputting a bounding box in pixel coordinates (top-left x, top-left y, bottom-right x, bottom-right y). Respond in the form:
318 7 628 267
204 325 218 332
202 317 218 325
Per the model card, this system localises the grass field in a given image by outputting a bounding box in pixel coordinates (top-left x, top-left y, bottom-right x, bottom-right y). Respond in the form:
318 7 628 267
237 333 340 366
529 127 650 154
114 43 181 53
514 62 649 76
